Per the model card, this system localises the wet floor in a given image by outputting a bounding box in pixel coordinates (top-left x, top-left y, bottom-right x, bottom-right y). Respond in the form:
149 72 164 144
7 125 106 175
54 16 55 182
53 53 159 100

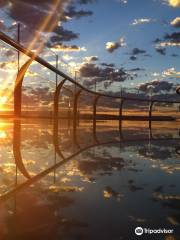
0 119 179 240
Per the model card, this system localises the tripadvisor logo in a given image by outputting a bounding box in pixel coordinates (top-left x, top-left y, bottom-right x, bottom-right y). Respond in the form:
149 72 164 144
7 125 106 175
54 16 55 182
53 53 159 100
135 227 143 236
135 227 174 236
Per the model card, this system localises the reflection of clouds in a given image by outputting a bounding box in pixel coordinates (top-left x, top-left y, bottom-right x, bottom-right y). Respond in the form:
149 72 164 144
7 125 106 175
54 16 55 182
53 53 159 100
78 154 125 176
152 193 180 201
103 186 123 201
129 215 147 223
152 192 180 226
136 143 180 174
167 216 179 226
49 185 84 193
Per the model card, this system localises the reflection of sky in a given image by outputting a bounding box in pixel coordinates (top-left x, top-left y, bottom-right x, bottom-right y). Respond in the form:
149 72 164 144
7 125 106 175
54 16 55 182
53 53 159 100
0 119 179 238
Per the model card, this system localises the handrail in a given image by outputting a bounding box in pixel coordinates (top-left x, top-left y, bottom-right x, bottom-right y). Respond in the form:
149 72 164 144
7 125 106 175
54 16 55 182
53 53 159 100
0 31 180 104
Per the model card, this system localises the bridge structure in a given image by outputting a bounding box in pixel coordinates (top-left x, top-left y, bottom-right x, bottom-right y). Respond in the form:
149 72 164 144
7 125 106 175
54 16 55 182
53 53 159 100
0 31 180 129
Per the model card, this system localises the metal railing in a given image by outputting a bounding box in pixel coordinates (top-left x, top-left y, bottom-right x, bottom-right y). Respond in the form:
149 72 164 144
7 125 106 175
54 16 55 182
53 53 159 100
0 31 180 129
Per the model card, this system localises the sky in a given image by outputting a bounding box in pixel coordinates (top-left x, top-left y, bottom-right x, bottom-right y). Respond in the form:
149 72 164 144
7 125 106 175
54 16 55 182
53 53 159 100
0 0 180 109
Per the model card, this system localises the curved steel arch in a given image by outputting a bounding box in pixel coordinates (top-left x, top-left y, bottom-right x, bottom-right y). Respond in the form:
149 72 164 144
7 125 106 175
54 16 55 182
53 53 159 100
14 58 33 118
54 78 67 119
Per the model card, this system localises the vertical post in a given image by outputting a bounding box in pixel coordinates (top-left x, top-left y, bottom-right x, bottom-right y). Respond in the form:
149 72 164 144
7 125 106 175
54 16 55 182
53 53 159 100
95 79 97 92
74 70 77 94
93 95 100 138
73 90 82 132
55 55 58 89
17 23 20 71
68 99 71 126
119 98 124 126
149 101 154 129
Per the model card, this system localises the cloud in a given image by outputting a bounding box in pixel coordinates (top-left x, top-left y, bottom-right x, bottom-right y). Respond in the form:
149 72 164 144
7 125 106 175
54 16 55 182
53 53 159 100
61 6 93 21
128 68 145 72
155 47 166 55
138 80 174 93
3 0 94 31
154 31 180 48
162 67 180 77
83 56 99 62
6 0 67 32
131 18 152 25
117 0 128 4
80 63 101 77
106 37 126 53
171 53 179 57
79 63 132 88
50 26 79 42
129 48 147 61
170 17 180 27
1 0 94 51
101 63 115 67
167 0 180 7
131 48 146 55
164 31 180 42
47 43 87 52
62 54 73 61
156 41 180 47
130 56 137 61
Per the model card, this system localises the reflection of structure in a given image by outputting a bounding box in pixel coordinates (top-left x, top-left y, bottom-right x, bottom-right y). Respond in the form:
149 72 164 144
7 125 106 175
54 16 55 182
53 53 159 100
13 119 31 179
176 86 180 95
0 31 179 129
1 119 179 203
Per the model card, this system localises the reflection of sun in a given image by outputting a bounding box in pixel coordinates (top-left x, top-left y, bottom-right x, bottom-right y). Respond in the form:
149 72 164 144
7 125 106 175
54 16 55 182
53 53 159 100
0 96 7 110
0 131 7 139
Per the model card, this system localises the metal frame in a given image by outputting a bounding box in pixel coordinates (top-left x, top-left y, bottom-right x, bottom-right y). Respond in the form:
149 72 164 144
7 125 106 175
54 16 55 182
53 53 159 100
0 31 179 126
14 58 33 117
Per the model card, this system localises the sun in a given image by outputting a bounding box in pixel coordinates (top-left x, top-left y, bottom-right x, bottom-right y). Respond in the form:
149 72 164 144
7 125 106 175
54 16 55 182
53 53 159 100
0 96 8 107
